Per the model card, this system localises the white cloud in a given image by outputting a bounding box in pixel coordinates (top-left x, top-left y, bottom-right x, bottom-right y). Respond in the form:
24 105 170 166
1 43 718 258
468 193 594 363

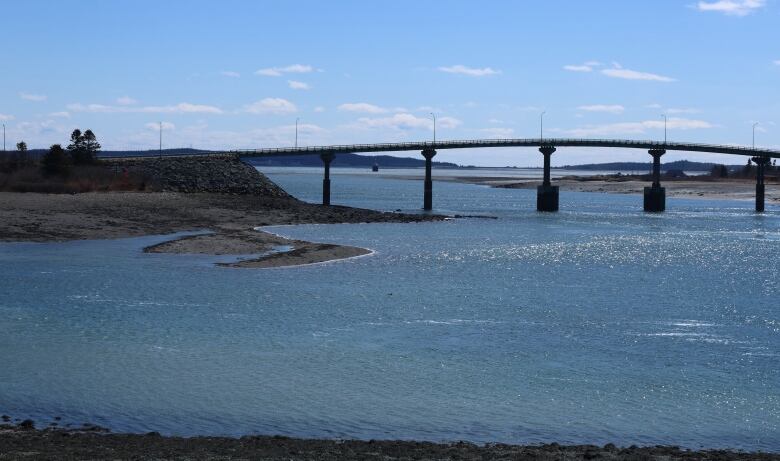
48 111 70 118
0 113 14 121
145 122 175 131
255 64 314 77
68 102 224 114
116 96 137 105
696 0 765 16
338 103 388 114
416 106 442 113
564 65 593 72
438 65 500 77
480 127 515 138
288 80 311 90
19 92 47 102
220 71 241 78
577 104 625 114
243 98 297 114
563 117 713 137
564 61 602 72
601 64 675 82
313 106 325 113
351 113 461 130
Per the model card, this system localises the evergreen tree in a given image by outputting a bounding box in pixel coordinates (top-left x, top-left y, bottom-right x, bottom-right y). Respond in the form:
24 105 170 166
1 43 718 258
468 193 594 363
41 144 70 176
82 129 101 163
15 141 29 168
67 129 88 165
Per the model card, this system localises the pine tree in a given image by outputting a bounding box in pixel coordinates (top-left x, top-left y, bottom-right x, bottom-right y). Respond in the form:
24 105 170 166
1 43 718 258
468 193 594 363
15 141 29 168
41 144 70 176
67 129 88 165
82 129 101 163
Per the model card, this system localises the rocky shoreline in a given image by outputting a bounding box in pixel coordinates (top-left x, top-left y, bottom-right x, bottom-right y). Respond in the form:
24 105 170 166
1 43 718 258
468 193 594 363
0 424 777 460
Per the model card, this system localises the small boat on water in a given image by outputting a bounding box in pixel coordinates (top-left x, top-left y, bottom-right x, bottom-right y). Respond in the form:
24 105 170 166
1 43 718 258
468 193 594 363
372 162 379 172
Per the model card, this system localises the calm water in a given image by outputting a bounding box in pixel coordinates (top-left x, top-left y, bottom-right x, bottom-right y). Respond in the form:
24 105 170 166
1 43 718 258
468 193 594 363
0 167 778 450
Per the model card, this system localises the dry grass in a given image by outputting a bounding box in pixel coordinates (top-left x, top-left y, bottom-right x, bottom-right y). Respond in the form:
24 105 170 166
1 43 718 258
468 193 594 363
0 164 154 193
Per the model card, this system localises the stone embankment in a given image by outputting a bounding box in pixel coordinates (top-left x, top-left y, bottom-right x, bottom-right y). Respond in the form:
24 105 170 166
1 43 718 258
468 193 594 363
108 155 289 197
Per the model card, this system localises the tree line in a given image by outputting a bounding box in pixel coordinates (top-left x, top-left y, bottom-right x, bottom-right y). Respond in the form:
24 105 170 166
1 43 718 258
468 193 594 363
1 129 102 176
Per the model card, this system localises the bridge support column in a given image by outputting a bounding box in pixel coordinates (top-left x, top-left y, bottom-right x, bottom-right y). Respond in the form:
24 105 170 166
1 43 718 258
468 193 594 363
644 149 666 212
537 146 558 212
422 148 436 210
752 156 769 212
320 152 335 206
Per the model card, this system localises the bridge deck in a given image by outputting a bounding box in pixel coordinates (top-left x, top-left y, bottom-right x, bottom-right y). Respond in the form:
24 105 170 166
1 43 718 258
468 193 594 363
232 138 780 158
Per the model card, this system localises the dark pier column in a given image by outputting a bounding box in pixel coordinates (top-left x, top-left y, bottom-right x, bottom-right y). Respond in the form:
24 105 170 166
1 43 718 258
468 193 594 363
537 146 559 212
752 156 770 212
422 148 436 210
320 152 335 206
643 149 666 212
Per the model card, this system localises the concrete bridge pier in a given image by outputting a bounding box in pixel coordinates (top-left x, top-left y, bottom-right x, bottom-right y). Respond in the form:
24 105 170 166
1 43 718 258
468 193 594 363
320 152 335 206
752 156 770 212
422 148 436 210
537 146 559 212
644 149 666 212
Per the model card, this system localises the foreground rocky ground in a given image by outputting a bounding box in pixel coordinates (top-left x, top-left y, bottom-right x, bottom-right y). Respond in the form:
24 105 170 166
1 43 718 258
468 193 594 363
1 426 777 461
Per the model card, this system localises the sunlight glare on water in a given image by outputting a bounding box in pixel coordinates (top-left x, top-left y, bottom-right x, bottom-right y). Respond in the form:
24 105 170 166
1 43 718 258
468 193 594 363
0 167 778 450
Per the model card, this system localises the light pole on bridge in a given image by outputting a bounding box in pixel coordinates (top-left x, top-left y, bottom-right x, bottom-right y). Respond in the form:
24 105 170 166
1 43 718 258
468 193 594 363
429 112 436 146
159 121 162 158
753 122 759 150
295 117 299 149
2 123 5 152
540 111 546 144
661 114 667 145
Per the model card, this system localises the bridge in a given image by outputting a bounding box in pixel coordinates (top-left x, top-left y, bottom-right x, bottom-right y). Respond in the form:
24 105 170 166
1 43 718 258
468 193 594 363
229 138 779 213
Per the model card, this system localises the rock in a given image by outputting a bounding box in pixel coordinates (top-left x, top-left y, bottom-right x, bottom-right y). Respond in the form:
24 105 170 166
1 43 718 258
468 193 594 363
108 155 290 197
1 415 9 422
18 419 35 429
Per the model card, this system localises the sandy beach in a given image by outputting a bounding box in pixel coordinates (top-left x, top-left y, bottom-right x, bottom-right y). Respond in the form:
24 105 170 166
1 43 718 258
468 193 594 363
0 191 441 268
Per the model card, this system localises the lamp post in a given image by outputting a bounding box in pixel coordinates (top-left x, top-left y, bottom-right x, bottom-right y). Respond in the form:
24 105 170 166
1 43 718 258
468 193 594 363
295 117 299 149
2 123 5 152
540 111 546 144
430 112 436 146
661 114 667 145
159 121 162 158
753 122 759 150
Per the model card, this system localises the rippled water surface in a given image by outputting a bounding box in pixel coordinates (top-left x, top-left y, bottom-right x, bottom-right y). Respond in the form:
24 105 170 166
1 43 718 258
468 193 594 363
1 168 778 450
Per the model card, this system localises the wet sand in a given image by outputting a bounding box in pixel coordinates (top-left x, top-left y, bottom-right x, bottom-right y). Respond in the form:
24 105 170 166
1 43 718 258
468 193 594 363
1 426 777 460
0 191 441 268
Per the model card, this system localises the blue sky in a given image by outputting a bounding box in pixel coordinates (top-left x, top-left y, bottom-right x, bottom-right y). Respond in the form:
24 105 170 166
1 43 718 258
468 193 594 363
1 0 778 166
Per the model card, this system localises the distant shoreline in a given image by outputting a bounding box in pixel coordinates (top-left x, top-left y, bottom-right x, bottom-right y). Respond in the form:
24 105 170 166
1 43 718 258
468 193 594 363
434 174 780 204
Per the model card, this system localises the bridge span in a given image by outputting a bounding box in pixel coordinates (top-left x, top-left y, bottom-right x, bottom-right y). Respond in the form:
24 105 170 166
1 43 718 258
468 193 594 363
231 138 778 213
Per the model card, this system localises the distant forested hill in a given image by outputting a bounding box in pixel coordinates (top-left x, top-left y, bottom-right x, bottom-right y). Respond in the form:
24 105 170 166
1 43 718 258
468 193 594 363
559 160 741 171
